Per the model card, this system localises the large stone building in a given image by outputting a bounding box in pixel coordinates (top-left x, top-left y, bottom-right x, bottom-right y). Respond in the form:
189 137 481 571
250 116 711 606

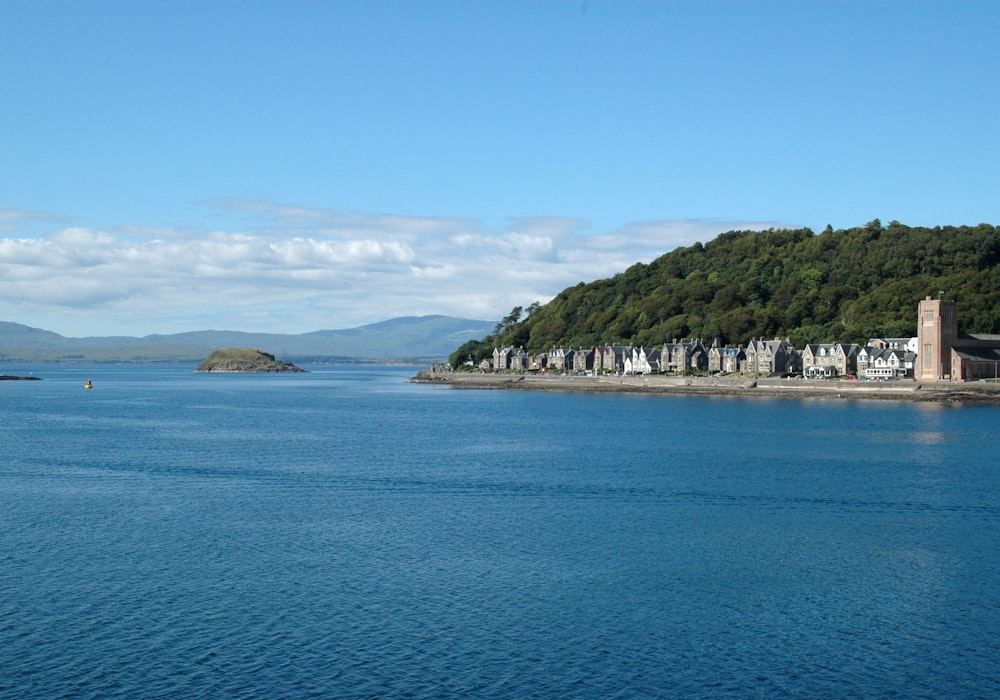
917 296 1000 381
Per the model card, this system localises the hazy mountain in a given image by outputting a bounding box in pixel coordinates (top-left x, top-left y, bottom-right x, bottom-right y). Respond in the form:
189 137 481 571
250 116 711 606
0 316 495 363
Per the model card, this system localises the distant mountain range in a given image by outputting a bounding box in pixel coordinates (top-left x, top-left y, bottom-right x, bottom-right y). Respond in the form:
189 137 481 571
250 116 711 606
0 316 495 364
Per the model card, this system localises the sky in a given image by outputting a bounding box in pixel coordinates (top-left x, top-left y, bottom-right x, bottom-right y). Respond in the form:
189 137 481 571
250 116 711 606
2 0 998 337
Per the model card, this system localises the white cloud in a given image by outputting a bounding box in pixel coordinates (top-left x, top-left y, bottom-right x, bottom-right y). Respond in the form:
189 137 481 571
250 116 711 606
0 202 776 337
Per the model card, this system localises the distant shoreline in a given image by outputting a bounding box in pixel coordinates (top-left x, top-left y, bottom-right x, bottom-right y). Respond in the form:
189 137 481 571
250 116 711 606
410 370 1000 403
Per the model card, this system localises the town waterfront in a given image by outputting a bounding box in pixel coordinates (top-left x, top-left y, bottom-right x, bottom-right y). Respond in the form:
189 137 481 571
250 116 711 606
2 364 998 698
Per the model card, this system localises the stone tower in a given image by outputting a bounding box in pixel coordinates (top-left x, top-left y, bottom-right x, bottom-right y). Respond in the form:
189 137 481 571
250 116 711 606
917 296 957 381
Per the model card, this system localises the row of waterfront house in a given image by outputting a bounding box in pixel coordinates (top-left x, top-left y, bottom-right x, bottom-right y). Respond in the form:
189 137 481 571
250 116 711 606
490 337 917 380
486 297 1000 382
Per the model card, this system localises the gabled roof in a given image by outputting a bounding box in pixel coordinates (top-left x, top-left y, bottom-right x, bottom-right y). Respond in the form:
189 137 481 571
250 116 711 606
872 348 907 364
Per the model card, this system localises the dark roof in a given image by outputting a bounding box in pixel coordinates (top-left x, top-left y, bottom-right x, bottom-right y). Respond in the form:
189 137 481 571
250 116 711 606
953 346 1000 361
958 333 1000 343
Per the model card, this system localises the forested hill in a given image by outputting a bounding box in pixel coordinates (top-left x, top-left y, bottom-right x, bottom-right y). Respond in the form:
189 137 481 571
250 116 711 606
450 220 1000 367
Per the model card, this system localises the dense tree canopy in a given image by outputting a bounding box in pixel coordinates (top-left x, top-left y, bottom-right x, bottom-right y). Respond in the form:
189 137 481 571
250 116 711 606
451 221 1000 368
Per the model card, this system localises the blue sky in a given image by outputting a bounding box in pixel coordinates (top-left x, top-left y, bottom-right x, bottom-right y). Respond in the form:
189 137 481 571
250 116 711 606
2 1 998 337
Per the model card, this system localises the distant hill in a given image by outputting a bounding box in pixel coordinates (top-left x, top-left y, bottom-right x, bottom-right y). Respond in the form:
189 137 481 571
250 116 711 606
449 220 1000 366
0 315 495 363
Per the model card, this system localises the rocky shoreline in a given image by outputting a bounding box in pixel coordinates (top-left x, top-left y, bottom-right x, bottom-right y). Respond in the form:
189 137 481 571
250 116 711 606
410 369 1000 403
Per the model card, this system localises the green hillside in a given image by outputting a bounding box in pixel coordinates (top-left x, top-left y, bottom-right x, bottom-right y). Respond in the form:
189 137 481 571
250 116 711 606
451 220 1000 367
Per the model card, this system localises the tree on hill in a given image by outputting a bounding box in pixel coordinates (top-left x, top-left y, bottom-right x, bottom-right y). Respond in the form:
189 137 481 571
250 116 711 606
450 221 1000 368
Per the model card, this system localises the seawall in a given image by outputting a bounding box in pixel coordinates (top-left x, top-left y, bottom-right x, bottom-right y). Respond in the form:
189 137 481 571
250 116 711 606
409 370 1000 403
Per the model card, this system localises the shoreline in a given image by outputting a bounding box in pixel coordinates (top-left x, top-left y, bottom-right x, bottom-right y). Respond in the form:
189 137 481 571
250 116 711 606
409 370 1000 403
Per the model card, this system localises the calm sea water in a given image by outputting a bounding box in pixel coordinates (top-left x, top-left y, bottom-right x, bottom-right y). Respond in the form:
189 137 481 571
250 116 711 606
1 364 998 699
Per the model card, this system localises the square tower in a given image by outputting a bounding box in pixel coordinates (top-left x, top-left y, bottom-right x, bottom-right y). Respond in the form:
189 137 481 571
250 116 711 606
917 296 957 381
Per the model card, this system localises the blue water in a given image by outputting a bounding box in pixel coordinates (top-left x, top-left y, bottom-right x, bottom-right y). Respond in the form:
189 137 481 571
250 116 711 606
1 365 998 698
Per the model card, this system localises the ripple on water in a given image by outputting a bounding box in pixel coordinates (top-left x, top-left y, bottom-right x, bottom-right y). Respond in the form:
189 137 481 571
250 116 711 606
1 367 999 698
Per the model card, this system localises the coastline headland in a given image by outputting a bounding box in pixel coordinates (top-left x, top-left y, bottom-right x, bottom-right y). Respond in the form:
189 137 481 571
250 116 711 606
410 368 1000 403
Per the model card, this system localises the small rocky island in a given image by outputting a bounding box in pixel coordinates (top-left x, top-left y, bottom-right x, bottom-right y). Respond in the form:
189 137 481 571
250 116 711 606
196 348 305 373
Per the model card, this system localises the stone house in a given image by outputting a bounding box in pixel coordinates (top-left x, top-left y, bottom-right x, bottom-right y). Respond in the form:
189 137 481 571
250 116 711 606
708 338 747 374
723 346 746 373
509 347 529 372
492 346 512 371
802 343 860 378
570 347 594 372
856 346 874 376
746 338 801 376
709 342 746 374
594 345 629 373
708 340 723 373
547 347 567 371
527 352 548 371
593 345 612 373
662 339 708 374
